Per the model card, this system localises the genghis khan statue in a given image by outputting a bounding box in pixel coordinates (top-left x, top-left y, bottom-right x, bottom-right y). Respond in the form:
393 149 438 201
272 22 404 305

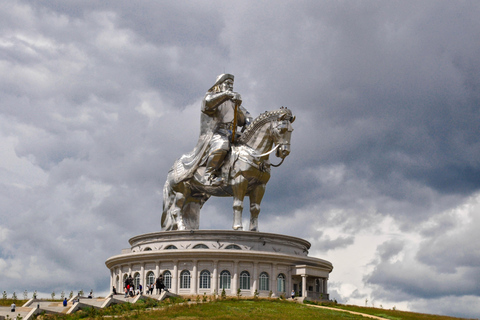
173 74 252 186
163 73 295 231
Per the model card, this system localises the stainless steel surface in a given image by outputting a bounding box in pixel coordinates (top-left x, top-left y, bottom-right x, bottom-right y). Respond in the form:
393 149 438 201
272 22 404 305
162 74 294 231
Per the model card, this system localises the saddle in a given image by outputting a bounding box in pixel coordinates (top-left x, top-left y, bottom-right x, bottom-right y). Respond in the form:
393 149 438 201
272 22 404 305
192 150 239 186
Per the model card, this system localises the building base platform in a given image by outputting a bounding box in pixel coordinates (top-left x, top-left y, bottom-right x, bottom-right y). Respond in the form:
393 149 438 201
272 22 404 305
105 230 333 300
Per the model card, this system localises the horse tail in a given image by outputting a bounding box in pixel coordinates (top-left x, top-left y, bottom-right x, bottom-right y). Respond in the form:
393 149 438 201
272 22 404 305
161 175 176 231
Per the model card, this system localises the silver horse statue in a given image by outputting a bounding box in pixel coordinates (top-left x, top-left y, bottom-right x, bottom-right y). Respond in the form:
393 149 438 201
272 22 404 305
162 107 295 231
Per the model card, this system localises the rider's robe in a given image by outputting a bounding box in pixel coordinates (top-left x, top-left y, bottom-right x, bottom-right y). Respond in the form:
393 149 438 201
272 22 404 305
171 92 250 184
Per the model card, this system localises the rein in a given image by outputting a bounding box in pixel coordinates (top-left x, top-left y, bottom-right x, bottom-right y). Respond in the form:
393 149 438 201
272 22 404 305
239 108 293 169
251 144 279 158
251 144 286 167
271 157 285 167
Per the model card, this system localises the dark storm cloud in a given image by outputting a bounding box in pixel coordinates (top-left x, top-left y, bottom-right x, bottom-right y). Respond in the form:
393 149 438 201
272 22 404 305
315 232 354 251
229 1 480 199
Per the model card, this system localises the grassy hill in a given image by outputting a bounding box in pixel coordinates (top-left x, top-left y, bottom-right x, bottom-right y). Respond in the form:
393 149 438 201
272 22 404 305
28 297 475 320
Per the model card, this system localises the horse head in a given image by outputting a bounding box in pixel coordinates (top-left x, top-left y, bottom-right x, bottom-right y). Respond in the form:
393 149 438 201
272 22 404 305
272 108 295 159
238 107 295 164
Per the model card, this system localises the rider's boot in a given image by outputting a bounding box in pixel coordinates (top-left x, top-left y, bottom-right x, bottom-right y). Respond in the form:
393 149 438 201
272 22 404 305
202 150 227 186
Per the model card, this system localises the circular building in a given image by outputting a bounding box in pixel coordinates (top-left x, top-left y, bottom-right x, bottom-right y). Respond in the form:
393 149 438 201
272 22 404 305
105 230 333 300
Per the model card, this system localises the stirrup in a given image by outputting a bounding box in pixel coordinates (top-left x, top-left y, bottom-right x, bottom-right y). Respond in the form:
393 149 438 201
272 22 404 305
210 176 223 186
201 172 223 186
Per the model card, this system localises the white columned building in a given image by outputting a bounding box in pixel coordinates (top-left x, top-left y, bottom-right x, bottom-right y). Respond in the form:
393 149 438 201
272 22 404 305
106 230 333 300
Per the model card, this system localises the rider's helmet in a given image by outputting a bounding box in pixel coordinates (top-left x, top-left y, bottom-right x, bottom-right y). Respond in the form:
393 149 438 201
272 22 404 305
209 73 234 91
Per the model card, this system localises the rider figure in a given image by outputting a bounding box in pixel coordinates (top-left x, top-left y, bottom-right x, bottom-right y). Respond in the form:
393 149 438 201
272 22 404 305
201 74 252 185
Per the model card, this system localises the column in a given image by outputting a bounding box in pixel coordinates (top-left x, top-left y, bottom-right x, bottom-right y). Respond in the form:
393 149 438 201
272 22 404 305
323 277 328 295
172 261 178 294
301 275 307 298
140 263 145 292
110 269 114 293
232 261 238 294
191 260 198 294
287 266 292 296
212 261 218 296
251 262 258 296
270 264 274 296
116 267 120 290
155 261 160 278
272 264 278 297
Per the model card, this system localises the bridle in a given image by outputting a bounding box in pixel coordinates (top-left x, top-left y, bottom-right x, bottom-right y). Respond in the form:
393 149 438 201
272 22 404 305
250 119 292 167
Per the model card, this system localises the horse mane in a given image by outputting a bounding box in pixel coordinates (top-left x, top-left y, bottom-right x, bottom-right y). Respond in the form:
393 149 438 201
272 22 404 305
238 107 292 144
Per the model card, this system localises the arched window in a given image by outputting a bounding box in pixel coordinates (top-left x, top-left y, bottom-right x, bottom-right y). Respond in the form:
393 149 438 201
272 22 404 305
199 270 211 289
219 270 231 289
259 272 269 291
165 245 178 250
146 271 155 287
163 271 172 289
134 273 141 290
277 273 286 293
225 244 241 250
240 271 250 290
193 243 209 249
180 270 191 289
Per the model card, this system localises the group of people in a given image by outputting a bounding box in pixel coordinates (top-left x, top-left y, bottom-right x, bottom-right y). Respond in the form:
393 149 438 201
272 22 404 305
118 274 165 298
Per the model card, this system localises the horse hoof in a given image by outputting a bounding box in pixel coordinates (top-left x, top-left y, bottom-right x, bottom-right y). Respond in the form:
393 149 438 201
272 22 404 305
233 225 243 231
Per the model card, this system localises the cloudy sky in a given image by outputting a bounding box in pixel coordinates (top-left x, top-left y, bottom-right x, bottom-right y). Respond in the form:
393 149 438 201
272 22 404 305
1 0 479 318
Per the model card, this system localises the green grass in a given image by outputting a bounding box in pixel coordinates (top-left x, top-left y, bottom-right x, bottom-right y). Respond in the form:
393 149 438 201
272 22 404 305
0 298 28 307
304 301 475 320
35 298 475 320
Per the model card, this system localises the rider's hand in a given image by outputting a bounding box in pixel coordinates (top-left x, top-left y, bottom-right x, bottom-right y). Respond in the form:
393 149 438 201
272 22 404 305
228 92 242 104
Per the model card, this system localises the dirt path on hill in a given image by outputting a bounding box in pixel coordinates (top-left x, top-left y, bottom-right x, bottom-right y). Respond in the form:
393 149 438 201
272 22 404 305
305 304 390 320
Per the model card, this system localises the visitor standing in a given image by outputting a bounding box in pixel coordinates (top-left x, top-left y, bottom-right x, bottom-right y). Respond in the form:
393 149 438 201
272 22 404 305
155 276 162 294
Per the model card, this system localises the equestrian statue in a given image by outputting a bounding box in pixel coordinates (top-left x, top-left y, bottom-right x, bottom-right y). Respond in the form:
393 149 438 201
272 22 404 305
161 74 295 231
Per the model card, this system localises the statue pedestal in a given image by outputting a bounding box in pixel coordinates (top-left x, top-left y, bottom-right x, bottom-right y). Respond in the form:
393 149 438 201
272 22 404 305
106 230 333 300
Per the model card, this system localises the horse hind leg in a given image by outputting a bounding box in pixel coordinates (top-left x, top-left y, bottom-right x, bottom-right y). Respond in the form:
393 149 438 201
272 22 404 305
232 177 248 231
162 180 178 231
249 203 260 231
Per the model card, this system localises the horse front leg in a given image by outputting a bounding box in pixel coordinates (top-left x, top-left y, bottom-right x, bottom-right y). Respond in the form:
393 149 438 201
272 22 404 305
248 184 266 232
232 176 248 231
